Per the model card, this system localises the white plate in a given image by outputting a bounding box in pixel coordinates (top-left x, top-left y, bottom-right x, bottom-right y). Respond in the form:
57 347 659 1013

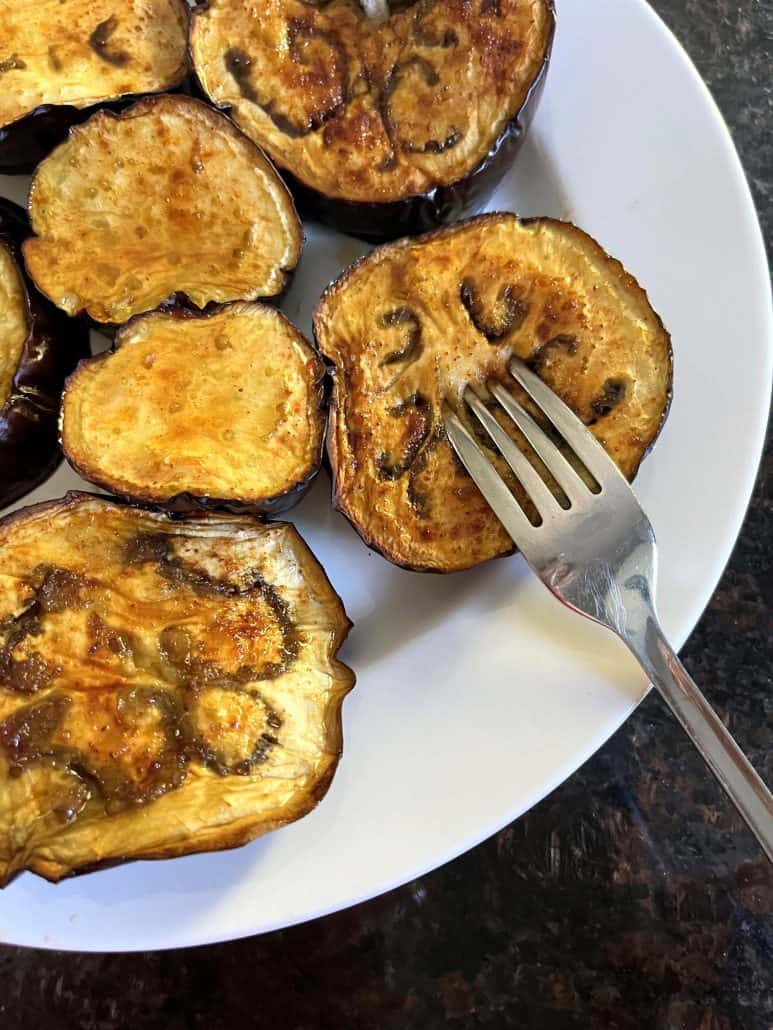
0 0 770 952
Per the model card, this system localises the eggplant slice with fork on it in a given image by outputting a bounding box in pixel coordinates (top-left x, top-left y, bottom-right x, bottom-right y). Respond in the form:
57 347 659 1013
314 213 673 573
0 0 190 173
190 0 555 241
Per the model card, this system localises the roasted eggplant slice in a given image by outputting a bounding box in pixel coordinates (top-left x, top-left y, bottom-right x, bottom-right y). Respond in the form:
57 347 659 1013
0 493 354 884
61 303 326 514
0 199 89 510
0 0 189 174
23 95 302 326
190 0 554 241
314 214 673 573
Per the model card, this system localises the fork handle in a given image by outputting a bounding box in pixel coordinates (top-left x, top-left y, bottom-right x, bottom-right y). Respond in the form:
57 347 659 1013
624 615 773 863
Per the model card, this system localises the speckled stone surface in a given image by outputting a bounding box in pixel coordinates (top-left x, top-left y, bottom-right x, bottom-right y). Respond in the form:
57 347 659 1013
0 2 770 1027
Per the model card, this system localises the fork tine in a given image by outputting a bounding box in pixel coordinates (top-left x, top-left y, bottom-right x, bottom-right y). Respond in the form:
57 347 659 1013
488 381 592 506
508 356 631 488
463 388 560 516
442 404 538 547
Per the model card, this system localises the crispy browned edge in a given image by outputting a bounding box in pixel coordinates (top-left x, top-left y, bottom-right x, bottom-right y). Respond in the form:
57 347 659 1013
0 490 355 884
188 1 556 242
0 0 192 175
313 211 674 573
61 303 328 515
22 94 304 324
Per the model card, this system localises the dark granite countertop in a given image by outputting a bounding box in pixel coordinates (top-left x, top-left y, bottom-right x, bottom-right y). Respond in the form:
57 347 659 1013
1 1 770 1027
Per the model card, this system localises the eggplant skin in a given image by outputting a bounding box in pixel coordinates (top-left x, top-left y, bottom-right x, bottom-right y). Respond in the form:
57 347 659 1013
0 200 90 510
314 213 673 574
190 0 555 242
0 106 95 178
0 0 190 174
22 95 303 326
0 493 354 885
61 303 327 515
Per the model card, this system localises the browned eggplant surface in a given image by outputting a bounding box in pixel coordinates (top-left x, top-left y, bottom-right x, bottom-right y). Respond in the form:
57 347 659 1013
23 95 302 326
315 214 673 573
0 0 190 173
190 0 554 239
0 199 89 510
0 493 354 884
61 303 326 514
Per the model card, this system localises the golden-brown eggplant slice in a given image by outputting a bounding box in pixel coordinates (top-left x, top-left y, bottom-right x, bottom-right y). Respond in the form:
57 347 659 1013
190 0 554 241
0 0 190 174
0 199 90 510
23 95 302 326
0 493 354 884
314 214 673 573
61 303 326 514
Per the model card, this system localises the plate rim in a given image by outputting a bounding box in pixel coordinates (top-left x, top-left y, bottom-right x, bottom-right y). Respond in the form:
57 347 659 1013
0 0 771 952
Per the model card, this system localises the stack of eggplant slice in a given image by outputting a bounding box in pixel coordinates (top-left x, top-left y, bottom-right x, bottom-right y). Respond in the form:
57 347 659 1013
0 0 673 885
0 1 341 886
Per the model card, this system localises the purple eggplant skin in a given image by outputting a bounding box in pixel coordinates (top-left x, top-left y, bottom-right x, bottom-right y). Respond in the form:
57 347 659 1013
252 5 555 243
0 106 97 177
0 198 90 509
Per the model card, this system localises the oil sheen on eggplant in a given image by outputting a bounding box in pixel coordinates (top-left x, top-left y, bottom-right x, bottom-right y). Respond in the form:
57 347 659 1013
190 0 554 241
0 0 189 174
61 303 326 514
23 95 302 326
0 199 89 510
314 213 673 573
0 493 354 884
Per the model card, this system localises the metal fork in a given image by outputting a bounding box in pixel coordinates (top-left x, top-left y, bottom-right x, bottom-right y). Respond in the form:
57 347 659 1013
444 356 773 862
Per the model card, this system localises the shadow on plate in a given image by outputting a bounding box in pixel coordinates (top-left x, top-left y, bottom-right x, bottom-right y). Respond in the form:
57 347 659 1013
496 127 575 221
280 225 370 339
0 174 28 209
292 472 534 668
344 555 532 668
